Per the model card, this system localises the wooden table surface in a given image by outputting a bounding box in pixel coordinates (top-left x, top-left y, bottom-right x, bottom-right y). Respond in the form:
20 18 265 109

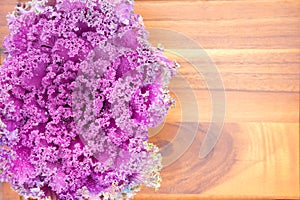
0 0 299 199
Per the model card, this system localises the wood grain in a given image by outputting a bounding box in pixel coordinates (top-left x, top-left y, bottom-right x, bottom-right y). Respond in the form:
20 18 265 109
145 122 299 198
0 0 299 199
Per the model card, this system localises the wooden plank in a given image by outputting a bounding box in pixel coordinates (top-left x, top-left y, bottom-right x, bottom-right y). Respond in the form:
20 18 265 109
174 68 300 92
137 122 300 199
135 1 300 21
165 90 299 123
162 50 300 92
135 1 300 49
143 18 300 49
204 49 300 74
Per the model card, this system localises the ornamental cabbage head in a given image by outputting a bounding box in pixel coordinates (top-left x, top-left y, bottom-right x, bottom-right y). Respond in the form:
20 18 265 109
0 0 177 199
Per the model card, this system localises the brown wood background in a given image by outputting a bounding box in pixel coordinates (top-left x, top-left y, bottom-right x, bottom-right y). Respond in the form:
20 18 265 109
0 0 299 199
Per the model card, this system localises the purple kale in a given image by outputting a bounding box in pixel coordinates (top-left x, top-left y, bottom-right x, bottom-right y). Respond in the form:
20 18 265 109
0 0 177 199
